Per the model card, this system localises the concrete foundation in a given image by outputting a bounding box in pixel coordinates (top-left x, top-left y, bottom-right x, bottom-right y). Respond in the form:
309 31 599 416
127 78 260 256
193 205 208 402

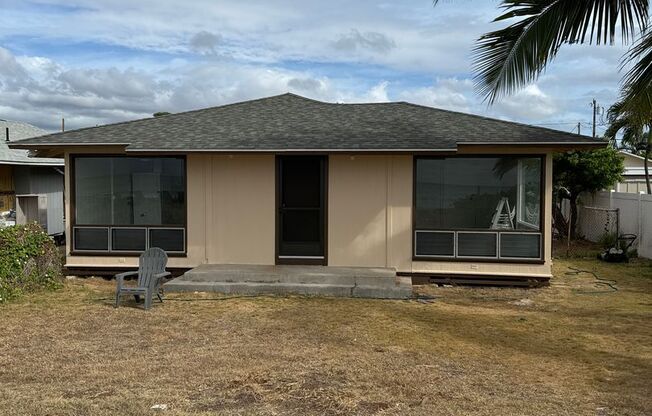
163 264 412 299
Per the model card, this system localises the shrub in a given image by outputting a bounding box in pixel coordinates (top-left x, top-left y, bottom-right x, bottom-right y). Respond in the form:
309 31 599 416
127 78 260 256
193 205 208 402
0 223 62 303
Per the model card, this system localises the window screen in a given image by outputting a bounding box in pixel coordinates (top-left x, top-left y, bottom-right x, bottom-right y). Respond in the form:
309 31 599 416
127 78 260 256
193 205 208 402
500 233 541 258
111 228 147 252
74 228 109 251
149 229 184 252
73 156 186 254
415 231 454 257
74 157 185 226
415 157 541 231
457 233 497 258
414 156 543 261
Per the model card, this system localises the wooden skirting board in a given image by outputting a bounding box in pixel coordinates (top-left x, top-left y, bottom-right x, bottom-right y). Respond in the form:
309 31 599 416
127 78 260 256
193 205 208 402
63 266 189 278
401 272 550 288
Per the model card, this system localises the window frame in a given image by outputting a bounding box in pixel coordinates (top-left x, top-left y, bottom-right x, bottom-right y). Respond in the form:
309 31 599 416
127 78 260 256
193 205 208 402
412 154 546 264
516 158 542 230
70 154 188 257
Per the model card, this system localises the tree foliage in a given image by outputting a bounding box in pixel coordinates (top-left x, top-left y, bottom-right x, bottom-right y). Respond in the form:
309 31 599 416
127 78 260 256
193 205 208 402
554 148 624 196
553 148 624 236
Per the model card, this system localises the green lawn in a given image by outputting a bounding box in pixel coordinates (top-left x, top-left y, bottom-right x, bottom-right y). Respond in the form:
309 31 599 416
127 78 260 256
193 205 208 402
0 258 650 415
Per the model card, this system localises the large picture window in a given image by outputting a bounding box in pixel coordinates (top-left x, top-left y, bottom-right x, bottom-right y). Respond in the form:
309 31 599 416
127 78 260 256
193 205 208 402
72 156 186 254
414 156 542 261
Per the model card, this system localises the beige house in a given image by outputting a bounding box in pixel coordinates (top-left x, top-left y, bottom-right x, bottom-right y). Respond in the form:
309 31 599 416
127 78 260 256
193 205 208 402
11 94 603 284
614 151 651 194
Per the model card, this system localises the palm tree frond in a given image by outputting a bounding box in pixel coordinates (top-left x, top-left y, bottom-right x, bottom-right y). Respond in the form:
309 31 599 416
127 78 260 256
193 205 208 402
472 0 649 103
622 29 652 112
604 117 628 141
605 94 650 154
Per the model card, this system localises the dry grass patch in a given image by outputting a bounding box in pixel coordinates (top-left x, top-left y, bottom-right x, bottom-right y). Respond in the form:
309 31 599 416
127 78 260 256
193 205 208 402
0 258 650 415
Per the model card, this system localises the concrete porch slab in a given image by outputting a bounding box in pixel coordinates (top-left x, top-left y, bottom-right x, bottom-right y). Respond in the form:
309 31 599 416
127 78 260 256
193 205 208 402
164 264 412 299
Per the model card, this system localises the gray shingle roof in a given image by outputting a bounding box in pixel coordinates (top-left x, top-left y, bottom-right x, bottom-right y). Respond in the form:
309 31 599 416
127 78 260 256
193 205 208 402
0 120 63 165
9 93 602 152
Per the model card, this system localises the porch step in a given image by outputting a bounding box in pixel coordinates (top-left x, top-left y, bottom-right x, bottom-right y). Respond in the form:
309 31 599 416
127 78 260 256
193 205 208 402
163 264 412 299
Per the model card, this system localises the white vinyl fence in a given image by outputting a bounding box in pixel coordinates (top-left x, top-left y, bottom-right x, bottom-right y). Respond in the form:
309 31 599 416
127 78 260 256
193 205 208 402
578 191 652 259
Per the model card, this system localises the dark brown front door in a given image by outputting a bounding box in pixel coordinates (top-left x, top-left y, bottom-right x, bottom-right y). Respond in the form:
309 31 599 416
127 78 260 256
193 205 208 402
276 156 326 265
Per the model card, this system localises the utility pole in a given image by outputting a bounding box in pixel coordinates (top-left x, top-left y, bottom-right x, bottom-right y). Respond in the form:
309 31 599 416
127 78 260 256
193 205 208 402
577 122 581 135
61 117 65 132
592 98 597 137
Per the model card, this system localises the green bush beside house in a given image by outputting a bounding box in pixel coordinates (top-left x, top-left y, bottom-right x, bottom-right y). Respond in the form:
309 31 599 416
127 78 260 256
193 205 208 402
0 223 62 303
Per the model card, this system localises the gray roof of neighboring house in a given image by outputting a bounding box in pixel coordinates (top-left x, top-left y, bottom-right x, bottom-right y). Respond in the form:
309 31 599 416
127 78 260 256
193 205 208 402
9 93 603 153
0 119 63 166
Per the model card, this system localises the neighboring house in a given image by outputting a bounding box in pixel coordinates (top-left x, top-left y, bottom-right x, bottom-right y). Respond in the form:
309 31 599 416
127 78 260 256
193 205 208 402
10 94 602 283
0 119 65 236
613 151 650 194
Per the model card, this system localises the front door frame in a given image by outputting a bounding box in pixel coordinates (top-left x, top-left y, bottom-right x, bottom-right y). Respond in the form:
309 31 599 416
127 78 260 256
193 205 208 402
275 154 328 266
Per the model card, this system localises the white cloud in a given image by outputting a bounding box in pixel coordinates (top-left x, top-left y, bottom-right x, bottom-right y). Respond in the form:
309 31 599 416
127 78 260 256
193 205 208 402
492 85 558 120
0 0 631 132
364 81 390 102
0 0 495 74
0 47 395 130
398 78 472 112
332 30 396 54
57 68 161 99
0 47 27 81
189 31 222 55
287 77 323 92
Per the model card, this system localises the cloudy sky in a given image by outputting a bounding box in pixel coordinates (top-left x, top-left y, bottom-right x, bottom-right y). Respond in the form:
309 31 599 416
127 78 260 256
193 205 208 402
0 0 631 134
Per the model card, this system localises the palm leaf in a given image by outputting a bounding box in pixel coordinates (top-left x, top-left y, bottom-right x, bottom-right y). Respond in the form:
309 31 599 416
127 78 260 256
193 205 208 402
605 96 649 152
622 29 652 112
470 0 649 103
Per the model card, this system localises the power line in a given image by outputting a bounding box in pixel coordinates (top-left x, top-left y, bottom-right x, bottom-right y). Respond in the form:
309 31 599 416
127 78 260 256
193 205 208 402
533 121 582 125
590 98 606 137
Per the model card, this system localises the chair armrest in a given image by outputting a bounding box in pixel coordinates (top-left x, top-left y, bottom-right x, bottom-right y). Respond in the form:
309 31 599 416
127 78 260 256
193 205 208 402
149 272 171 290
115 271 139 290
153 271 171 280
115 270 139 280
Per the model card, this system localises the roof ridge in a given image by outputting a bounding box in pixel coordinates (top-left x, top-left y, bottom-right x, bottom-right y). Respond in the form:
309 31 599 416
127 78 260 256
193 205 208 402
396 101 597 140
275 93 392 106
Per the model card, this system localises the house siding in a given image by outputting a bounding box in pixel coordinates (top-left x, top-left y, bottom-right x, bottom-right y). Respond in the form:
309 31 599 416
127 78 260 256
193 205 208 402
13 165 65 235
64 149 553 279
206 154 275 264
614 152 650 194
0 165 14 211
328 155 412 270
